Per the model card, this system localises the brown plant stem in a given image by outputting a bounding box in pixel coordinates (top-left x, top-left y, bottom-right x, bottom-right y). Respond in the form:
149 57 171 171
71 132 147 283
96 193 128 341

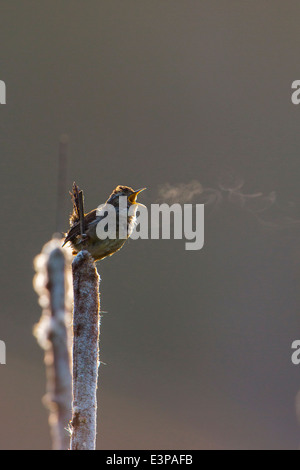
56 134 69 234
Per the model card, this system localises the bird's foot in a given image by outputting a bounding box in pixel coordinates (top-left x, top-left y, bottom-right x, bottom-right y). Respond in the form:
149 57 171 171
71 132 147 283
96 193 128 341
78 233 89 245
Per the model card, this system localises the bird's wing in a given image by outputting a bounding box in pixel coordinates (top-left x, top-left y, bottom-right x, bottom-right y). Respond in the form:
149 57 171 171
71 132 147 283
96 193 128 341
62 209 98 246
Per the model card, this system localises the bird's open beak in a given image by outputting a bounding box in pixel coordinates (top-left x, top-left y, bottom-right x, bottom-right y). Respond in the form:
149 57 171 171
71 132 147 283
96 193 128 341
128 188 146 206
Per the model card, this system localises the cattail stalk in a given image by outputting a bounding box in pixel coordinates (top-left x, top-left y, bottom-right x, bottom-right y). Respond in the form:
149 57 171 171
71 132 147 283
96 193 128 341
70 250 100 450
33 238 72 450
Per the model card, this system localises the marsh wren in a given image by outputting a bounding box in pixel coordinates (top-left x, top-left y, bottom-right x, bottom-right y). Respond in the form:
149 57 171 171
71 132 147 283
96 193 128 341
63 183 146 261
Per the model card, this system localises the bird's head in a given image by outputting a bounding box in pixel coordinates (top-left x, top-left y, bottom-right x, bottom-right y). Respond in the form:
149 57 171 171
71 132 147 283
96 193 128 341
107 185 146 208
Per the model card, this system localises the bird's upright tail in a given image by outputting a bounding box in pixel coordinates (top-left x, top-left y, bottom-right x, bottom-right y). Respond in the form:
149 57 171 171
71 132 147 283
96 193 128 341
62 182 82 247
69 182 82 225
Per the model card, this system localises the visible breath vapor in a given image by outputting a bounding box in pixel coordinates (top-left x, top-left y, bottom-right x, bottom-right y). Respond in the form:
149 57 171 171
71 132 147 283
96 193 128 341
157 180 204 204
157 174 300 231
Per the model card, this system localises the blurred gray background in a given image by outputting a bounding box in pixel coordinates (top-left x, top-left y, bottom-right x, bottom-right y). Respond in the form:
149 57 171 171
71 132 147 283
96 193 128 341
1 0 300 449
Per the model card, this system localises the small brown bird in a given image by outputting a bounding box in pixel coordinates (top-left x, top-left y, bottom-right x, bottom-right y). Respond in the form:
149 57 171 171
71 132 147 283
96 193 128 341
63 183 146 261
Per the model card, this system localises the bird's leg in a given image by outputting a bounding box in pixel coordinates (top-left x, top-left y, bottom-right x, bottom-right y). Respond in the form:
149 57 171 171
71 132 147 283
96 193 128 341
77 233 89 245
77 188 88 248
